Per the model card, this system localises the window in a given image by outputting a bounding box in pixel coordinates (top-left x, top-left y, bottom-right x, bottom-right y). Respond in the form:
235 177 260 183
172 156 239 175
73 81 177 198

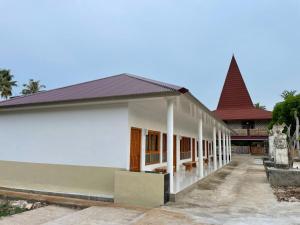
162 133 167 162
241 121 255 129
180 137 191 160
145 130 160 165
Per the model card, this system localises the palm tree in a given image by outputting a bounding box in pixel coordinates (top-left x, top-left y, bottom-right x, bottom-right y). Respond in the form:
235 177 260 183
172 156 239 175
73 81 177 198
281 90 297 100
21 79 46 95
254 102 266 110
0 69 18 99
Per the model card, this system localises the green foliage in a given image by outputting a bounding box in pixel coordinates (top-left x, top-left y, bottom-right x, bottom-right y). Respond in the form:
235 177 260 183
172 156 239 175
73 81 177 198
254 102 266 110
281 90 297 100
21 79 46 95
0 69 18 99
0 203 26 217
269 92 300 134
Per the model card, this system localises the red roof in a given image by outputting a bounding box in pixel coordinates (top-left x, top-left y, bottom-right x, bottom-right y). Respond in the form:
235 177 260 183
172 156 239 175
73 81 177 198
214 56 272 120
214 108 272 120
0 73 188 108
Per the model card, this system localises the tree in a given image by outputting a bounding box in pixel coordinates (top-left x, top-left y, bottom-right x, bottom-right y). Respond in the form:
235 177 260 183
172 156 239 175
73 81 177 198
281 90 297 100
254 102 266 110
269 92 300 135
21 79 46 95
0 69 18 99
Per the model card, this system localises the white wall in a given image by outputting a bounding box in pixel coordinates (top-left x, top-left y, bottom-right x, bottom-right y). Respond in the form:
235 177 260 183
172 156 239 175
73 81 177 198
128 98 204 171
0 103 129 168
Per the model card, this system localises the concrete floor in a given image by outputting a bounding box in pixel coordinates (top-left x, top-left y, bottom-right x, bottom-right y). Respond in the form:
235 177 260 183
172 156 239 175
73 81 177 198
165 154 300 225
1 155 299 225
0 206 77 225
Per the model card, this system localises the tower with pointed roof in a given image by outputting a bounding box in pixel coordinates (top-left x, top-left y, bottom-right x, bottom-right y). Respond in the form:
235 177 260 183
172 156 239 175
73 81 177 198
214 56 272 155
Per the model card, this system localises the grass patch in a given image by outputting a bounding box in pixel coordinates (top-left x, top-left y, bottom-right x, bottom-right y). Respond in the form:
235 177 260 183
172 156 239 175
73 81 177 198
0 203 27 217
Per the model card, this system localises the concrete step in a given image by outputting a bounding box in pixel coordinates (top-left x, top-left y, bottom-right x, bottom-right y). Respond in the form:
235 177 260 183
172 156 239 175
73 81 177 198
42 206 144 225
0 205 77 225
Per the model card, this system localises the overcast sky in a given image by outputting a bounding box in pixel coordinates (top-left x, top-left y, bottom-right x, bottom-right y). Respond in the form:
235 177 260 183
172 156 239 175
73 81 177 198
0 0 299 110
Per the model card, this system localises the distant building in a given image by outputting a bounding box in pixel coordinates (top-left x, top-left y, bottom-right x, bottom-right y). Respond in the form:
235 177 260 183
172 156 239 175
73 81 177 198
214 56 272 155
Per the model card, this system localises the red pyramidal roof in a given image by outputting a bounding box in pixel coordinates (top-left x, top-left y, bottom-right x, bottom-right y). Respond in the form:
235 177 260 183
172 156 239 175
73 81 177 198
217 56 253 110
214 56 272 120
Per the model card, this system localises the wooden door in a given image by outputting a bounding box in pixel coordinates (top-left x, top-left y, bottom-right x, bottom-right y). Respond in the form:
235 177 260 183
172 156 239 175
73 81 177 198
192 138 195 161
130 127 142 172
173 135 177 172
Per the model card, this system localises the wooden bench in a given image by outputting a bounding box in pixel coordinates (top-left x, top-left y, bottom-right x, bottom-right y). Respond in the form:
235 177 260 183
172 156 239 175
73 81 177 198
183 161 197 171
154 167 167 174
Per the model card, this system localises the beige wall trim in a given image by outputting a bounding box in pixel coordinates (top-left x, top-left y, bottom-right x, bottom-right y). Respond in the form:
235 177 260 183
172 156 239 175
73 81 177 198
114 171 166 208
0 160 121 198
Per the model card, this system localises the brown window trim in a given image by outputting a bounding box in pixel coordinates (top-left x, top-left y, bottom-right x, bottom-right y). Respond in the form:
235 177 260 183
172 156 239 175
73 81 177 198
145 130 161 165
180 136 191 160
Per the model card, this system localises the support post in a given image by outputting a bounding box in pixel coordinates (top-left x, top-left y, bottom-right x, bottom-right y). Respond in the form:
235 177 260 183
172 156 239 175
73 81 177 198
229 134 232 162
222 129 226 165
167 99 174 193
213 125 217 171
226 132 229 164
141 129 147 171
218 127 222 168
198 116 204 178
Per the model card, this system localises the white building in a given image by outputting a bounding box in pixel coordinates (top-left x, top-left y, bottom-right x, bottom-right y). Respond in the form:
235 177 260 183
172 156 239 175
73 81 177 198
0 74 232 206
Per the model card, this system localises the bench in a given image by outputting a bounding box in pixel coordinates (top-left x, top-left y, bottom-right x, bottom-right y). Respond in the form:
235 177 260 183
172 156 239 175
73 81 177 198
183 161 197 171
154 167 167 174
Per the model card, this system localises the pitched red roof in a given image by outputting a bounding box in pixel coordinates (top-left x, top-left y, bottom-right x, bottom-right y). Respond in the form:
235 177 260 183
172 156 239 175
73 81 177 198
0 73 188 108
217 56 253 110
214 56 272 120
214 108 272 120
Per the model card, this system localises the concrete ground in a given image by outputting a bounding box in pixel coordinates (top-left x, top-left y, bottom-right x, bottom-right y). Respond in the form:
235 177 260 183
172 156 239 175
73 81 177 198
164 154 300 225
0 155 299 225
0 205 77 225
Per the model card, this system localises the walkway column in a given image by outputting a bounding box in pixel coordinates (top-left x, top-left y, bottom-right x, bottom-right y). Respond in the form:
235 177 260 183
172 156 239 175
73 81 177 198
198 115 204 178
213 125 217 171
167 99 174 193
218 127 222 168
226 132 229 164
222 129 226 165
229 134 232 162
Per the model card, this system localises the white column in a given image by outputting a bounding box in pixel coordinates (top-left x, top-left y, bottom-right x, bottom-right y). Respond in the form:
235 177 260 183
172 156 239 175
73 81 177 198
167 99 174 193
141 129 147 171
222 130 226 165
198 117 204 178
176 135 180 172
218 127 222 168
213 125 217 171
229 134 231 162
159 132 163 164
226 132 229 164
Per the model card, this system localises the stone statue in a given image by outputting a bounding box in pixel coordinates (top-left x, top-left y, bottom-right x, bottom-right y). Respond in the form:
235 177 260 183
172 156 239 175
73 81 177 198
268 129 275 159
273 124 289 168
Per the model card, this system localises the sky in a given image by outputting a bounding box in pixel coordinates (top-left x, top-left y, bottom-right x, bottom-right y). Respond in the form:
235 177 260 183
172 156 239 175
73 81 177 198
0 0 299 110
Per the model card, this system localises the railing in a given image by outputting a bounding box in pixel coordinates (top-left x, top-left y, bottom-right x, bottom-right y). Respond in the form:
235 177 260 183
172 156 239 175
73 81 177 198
233 128 268 136
146 151 160 165
233 129 248 136
180 151 191 160
249 128 269 136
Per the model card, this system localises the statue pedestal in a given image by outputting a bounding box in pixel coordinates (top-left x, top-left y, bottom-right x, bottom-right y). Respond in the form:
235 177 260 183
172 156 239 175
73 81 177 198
274 148 289 168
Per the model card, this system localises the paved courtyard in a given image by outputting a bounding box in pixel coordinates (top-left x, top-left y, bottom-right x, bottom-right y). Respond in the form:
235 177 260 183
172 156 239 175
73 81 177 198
0 155 299 225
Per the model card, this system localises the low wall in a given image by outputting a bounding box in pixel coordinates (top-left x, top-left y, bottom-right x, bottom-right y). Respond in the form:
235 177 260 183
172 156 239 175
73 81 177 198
0 160 120 199
267 167 300 187
114 171 168 208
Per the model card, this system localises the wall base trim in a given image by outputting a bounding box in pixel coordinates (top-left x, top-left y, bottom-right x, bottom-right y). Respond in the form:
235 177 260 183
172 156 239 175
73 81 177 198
0 186 113 204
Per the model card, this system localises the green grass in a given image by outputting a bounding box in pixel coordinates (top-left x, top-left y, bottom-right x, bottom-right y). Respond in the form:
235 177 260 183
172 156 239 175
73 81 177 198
0 203 27 217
